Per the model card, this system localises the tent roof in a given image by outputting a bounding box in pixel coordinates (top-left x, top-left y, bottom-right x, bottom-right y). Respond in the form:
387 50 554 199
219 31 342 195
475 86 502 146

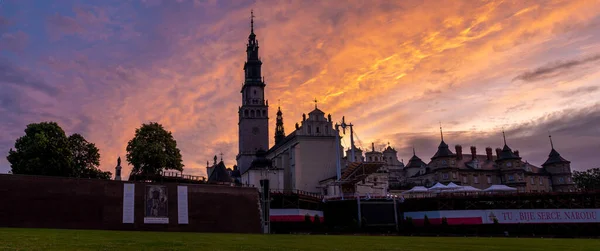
402 186 429 194
483 184 517 192
446 182 461 188
428 182 449 190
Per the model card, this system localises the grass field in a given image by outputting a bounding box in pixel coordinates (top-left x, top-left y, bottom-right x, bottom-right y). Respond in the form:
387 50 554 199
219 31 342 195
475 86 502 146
0 228 598 251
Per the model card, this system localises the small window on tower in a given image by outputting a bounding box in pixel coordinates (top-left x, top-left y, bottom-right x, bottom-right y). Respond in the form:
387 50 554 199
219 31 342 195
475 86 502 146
262 110 266 117
250 110 255 117
244 110 249 117
316 127 320 133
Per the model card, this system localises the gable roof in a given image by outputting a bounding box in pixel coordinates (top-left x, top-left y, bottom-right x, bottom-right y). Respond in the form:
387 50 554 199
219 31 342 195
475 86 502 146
207 161 232 183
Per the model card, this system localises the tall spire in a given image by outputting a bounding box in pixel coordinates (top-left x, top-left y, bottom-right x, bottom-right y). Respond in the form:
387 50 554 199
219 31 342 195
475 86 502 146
413 147 416 156
548 132 554 149
502 130 507 146
439 122 444 142
250 9 255 34
275 106 285 145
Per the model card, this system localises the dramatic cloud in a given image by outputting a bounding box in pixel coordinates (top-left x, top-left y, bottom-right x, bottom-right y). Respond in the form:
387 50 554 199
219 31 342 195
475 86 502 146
513 54 600 82
1 0 600 177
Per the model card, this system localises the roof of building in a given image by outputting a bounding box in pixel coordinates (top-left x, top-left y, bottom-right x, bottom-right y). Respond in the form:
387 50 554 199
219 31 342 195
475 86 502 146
308 107 325 115
207 161 232 183
249 150 273 170
497 144 521 161
542 148 571 166
383 145 397 153
431 140 455 160
405 153 427 169
267 131 297 154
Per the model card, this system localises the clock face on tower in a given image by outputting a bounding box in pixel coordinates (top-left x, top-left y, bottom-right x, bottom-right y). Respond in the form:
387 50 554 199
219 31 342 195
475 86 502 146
252 127 260 135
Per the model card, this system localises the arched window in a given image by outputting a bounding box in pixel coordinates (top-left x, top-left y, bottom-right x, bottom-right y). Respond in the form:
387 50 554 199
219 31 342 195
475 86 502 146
244 110 249 117
250 110 255 117
369 157 372 161
262 110 266 117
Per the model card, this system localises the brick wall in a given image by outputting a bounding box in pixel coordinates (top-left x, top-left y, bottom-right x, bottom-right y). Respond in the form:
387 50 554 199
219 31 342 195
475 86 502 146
0 174 261 233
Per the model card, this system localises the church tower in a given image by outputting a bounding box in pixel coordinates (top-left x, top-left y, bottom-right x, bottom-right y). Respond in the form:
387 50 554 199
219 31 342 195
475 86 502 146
275 106 285 145
237 11 269 174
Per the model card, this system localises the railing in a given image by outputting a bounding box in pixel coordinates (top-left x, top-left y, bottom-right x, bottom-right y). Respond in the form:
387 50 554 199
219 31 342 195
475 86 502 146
269 189 324 199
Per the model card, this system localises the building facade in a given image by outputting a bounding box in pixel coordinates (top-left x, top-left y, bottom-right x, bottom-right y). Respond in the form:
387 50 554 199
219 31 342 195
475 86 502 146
398 132 575 193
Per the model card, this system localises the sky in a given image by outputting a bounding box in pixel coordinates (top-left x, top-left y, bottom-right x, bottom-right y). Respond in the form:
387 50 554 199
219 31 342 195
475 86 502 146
1 0 600 178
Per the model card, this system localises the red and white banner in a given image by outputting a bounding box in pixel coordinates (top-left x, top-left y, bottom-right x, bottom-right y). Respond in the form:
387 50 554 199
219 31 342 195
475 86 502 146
404 209 600 225
270 209 324 222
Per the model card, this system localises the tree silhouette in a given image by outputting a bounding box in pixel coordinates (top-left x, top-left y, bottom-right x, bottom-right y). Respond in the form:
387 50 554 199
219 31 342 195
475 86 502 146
126 122 184 175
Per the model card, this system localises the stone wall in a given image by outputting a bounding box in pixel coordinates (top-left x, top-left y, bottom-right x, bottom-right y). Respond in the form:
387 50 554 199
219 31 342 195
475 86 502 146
0 174 261 233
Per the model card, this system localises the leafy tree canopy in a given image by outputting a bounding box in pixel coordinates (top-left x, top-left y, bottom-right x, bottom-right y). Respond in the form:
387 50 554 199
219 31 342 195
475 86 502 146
7 122 72 176
68 133 112 179
126 122 184 175
7 122 111 179
573 168 600 191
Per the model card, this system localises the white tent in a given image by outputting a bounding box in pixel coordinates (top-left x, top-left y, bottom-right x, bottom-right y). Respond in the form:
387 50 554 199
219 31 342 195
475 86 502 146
442 185 482 193
401 186 430 194
428 182 450 191
483 185 517 192
446 182 461 189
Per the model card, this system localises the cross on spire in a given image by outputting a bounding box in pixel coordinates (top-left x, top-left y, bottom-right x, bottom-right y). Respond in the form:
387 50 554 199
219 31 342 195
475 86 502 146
220 152 224 161
314 98 318 109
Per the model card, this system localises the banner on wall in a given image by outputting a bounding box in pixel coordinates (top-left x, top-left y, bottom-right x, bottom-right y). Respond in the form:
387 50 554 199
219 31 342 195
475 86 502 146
122 183 135 224
144 185 169 224
177 186 189 224
270 209 324 222
404 209 600 225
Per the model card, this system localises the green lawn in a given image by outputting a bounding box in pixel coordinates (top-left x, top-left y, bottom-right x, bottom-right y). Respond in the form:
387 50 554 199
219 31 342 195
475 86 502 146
0 228 598 251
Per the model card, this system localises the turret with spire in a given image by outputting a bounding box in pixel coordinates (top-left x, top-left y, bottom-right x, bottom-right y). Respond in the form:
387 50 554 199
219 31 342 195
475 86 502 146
275 106 285 145
431 123 454 161
542 133 574 192
404 147 427 177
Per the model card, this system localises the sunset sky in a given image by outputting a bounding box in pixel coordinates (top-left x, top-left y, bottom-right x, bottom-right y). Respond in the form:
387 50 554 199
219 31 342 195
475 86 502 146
1 0 600 178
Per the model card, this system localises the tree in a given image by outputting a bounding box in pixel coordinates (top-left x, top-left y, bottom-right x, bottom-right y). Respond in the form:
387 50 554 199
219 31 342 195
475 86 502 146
7 122 112 179
68 133 111 179
573 168 600 191
7 122 72 176
126 122 184 175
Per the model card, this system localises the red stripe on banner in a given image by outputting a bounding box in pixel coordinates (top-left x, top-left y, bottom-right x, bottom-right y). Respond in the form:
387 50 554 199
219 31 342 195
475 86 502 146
413 217 483 225
270 215 325 222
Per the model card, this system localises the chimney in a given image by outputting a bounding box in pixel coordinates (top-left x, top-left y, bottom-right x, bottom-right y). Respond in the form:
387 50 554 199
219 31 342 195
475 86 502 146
455 145 463 160
495 148 502 159
513 150 519 157
485 147 493 161
470 146 476 160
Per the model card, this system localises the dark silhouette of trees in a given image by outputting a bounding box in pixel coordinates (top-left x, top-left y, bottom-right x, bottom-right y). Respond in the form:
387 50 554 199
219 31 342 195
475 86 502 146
7 122 111 179
68 133 111 179
126 122 184 176
573 168 600 191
